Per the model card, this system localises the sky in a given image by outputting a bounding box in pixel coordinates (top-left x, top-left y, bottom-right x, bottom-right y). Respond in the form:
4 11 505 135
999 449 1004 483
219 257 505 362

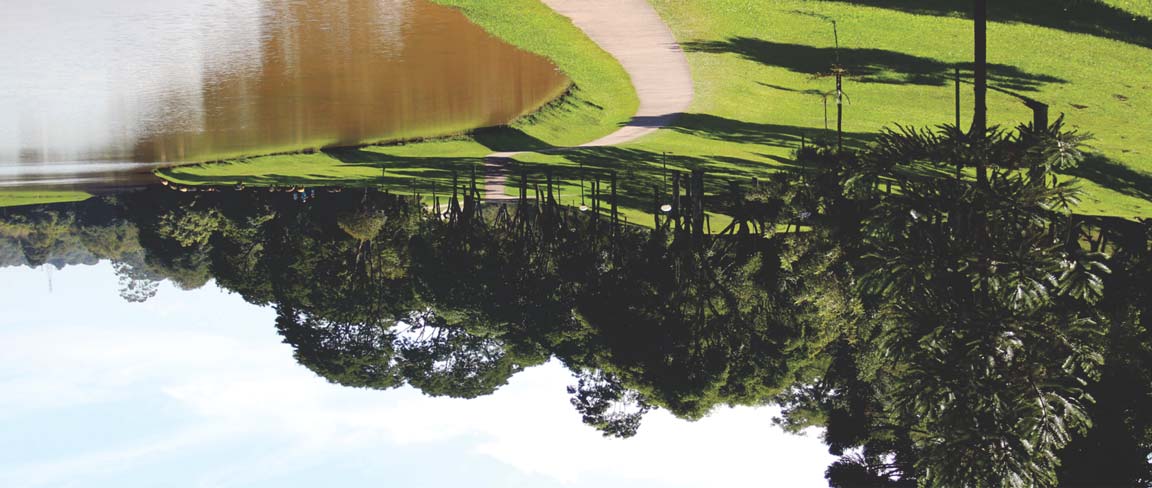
0 262 834 487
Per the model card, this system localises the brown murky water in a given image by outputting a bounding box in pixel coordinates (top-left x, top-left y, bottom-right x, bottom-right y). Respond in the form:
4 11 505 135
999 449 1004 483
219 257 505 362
0 0 569 186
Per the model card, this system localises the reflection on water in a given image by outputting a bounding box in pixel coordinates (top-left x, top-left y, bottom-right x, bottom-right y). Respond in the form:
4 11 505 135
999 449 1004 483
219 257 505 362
2 163 1150 485
0 0 568 174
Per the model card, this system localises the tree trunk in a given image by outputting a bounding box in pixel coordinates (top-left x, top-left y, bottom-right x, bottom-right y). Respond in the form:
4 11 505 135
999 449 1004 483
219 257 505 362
973 0 989 186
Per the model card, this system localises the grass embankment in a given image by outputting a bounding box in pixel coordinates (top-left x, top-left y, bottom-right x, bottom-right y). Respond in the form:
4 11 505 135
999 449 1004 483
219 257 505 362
0 190 91 208
160 0 637 189
516 0 1152 218
1103 0 1152 19
165 0 1151 219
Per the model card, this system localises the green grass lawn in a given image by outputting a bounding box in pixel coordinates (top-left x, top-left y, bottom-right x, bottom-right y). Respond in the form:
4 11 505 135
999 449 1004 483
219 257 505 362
603 0 1152 219
162 0 1152 219
430 0 637 148
0 190 92 208
163 139 488 188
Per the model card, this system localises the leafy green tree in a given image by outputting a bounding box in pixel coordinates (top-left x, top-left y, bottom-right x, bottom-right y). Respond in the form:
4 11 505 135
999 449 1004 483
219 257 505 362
395 314 520 399
113 256 161 303
774 116 1120 487
567 370 653 438
825 451 916 488
1057 221 1152 487
275 307 403 389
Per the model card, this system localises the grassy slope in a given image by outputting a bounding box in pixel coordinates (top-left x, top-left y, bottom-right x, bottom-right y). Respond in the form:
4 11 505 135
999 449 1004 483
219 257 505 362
0 190 92 208
430 0 637 148
166 0 1151 218
1100 0 1152 20
160 140 487 191
160 0 637 187
519 0 1150 218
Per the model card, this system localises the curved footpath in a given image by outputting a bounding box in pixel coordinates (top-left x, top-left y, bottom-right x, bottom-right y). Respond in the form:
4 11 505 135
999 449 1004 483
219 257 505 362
484 0 694 200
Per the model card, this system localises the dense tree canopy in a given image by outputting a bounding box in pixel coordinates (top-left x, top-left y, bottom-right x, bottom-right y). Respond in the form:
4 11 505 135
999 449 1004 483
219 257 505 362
1 128 1148 487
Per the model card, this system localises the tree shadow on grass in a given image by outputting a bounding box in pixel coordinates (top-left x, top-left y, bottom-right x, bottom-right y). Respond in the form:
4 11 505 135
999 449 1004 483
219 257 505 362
162 147 488 192
667 113 877 151
683 38 1065 92
508 146 725 215
811 0 1152 49
322 147 486 189
1066 154 1152 202
758 82 825 97
471 126 554 153
507 118 864 213
323 147 477 170
655 113 876 178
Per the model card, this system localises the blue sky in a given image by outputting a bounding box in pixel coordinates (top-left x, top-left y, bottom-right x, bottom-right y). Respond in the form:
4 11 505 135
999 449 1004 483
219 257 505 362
0 262 834 487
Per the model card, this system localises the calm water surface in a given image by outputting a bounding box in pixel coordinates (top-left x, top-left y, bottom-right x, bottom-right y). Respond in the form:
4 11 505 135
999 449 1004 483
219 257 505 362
0 0 568 185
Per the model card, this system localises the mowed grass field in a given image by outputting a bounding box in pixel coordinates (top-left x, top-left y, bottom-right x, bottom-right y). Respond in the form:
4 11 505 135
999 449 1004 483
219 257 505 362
162 0 1152 218
0 190 92 208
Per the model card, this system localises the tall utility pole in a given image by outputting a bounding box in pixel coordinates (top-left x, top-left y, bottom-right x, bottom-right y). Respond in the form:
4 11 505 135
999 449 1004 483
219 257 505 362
972 0 989 185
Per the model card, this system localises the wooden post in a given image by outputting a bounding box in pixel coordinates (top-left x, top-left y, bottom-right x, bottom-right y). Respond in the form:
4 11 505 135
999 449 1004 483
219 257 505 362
547 170 554 204
836 72 844 151
671 172 682 231
610 171 618 225
470 166 477 199
955 66 961 127
653 185 661 229
692 170 705 237
593 177 601 218
683 171 693 232
463 169 474 222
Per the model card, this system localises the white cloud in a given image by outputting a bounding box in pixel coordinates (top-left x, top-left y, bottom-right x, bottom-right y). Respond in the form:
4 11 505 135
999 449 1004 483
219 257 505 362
0 427 232 487
0 263 834 487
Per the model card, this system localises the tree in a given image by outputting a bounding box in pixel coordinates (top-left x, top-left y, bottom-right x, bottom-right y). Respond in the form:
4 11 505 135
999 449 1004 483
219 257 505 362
826 452 916 488
567 370 653 438
395 314 520 399
775 118 1114 486
113 255 161 303
275 307 403 389
1058 220 1152 487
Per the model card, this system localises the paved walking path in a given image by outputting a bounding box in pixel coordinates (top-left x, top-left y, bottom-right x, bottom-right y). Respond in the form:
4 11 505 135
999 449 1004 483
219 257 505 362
484 0 693 201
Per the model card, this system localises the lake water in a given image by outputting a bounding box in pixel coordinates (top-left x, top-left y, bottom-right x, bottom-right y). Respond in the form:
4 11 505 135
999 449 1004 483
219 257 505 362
0 0 568 185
